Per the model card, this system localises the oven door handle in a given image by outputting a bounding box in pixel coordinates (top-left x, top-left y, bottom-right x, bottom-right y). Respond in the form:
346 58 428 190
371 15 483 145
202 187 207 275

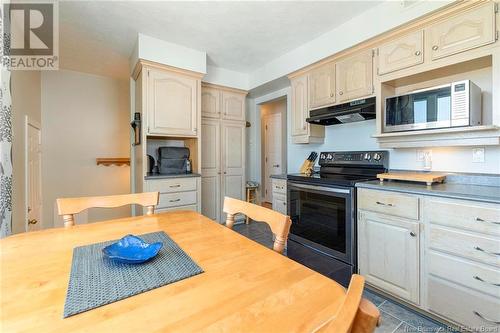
288 183 351 194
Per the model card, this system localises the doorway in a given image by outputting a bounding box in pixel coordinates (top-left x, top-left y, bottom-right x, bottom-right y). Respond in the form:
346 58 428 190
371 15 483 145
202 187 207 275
25 117 42 231
260 98 286 205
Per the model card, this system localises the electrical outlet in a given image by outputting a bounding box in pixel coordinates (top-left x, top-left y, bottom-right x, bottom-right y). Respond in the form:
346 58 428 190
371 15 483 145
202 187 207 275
416 149 432 162
472 148 485 163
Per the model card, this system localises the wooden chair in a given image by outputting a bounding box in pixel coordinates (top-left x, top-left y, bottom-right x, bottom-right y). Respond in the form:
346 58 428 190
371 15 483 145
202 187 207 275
56 192 159 228
223 196 291 254
314 275 381 333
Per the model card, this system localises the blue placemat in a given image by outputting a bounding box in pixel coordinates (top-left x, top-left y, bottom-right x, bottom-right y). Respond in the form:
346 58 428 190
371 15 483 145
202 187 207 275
63 231 203 318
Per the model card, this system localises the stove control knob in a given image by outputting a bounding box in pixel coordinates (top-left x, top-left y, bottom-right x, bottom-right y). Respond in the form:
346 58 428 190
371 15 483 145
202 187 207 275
363 153 371 161
373 153 382 161
327 153 333 160
320 153 326 160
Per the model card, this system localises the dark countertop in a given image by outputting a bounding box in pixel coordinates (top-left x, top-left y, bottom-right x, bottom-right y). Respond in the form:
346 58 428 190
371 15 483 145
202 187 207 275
356 180 500 204
145 173 201 180
270 174 288 180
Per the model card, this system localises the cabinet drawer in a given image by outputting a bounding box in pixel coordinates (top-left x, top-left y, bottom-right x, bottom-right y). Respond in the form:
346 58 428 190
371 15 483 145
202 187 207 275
156 204 198 213
429 226 500 267
428 251 500 299
272 193 287 215
158 191 197 209
427 277 500 331
146 177 197 194
358 189 419 220
272 179 287 195
425 198 500 237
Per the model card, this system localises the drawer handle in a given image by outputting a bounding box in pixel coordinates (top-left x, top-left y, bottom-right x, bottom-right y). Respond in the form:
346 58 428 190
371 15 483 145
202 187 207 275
169 199 181 203
376 201 394 207
169 185 181 188
473 311 500 325
474 246 500 257
473 275 500 287
476 217 500 225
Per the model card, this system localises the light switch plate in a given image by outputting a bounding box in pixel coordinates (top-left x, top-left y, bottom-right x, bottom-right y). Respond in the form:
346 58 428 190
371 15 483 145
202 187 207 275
416 149 432 162
472 148 485 163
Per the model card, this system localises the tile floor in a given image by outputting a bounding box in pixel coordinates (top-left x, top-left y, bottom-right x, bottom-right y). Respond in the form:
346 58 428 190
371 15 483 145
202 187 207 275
233 221 455 333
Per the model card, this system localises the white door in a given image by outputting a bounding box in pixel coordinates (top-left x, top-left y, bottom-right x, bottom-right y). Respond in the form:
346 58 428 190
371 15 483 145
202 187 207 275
263 113 282 203
221 121 245 220
358 210 420 304
27 121 42 231
147 68 198 136
201 118 221 222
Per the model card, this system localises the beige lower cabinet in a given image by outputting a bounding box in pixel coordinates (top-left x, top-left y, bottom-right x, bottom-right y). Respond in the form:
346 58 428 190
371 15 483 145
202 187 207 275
271 178 287 215
201 117 245 223
358 187 500 330
144 177 201 214
357 209 420 304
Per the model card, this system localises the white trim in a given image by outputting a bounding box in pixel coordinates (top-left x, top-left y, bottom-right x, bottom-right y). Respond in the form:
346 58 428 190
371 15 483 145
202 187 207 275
24 116 42 232
252 87 290 201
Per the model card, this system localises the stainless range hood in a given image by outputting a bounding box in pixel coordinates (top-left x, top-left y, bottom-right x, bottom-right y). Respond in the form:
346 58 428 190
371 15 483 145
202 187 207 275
306 97 376 126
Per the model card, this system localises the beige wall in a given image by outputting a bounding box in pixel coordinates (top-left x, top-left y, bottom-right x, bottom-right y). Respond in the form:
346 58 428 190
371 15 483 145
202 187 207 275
11 71 42 234
41 70 130 227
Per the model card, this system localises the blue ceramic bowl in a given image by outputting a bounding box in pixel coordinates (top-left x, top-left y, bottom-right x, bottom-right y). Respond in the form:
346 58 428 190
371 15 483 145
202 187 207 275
102 235 163 264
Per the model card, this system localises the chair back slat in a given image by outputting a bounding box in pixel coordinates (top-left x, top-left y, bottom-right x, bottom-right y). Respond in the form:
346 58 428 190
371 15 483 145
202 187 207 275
314 275 371 333
222 196 291 254
56 192 159 227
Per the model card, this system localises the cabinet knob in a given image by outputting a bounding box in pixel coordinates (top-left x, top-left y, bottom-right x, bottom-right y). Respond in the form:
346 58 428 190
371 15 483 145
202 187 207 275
224 171 227 174
432 45 439 51
283 202 286 206
409 232 416 237
303 125 306 130
330 92 334 97
339 91 343 95
414 50 421 56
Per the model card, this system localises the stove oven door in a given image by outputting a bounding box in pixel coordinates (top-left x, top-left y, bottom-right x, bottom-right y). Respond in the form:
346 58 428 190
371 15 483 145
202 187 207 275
287 182 355 264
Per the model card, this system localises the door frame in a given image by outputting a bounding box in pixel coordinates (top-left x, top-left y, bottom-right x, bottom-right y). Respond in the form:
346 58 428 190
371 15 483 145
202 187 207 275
25 116 42 231
254 87 289 203
262 111 282 203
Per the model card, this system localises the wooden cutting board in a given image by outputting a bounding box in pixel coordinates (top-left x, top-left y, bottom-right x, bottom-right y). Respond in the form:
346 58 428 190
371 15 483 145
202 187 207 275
377 172 447 186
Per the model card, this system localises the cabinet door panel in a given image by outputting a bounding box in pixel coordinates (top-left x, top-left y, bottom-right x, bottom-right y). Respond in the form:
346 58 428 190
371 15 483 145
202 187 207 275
358 211 419 304
201 175 220 222
222 91 245 121
221 121 245 221
201 87 220 119
201 119 220 175
309 63 335 109
336 50 373 102
272 193 287 215
291 75 308 136
147 69 198 136
378 30 424 75
427 2 496 60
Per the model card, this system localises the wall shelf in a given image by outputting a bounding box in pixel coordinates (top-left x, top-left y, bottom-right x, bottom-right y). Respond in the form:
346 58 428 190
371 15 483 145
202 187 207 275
96 158 130 166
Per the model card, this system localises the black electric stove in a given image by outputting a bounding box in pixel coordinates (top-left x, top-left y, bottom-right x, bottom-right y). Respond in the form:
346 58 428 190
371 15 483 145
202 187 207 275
286 150 389 287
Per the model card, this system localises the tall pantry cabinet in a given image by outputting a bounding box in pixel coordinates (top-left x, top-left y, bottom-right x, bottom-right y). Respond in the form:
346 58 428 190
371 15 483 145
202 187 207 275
201 83 247 223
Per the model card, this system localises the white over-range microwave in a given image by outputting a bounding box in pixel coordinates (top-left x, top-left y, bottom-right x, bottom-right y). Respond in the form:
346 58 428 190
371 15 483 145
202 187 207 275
384 80 482 133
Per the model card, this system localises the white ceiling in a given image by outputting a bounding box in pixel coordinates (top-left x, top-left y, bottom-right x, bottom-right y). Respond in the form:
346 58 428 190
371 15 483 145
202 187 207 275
59 1 381 80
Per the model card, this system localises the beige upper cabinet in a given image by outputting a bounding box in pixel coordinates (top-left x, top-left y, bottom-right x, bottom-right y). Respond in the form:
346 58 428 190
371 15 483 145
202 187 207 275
147 68 198 136
336 49 374 103
291 75 309 137
309 62 336 109
378 30 424 75
427 2 496 61
201 87 220 119
222 91 245 121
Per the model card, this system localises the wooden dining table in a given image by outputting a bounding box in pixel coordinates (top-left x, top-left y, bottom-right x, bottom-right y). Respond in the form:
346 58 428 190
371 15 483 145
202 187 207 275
0 211 347 332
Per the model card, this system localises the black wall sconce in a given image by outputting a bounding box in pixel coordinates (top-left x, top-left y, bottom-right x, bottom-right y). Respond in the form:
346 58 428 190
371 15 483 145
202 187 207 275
131 112 141 146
